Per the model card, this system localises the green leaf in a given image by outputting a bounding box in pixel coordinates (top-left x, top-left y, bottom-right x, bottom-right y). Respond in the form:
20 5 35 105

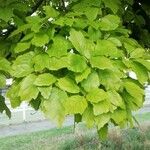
98 124 108 140
75 67 91 83
41 87 67 127
14 42 31 53
69 29 91 58
82 105 95 128
21 33 34 42
68 54 87 72
69 29 85 53
74 114 82 123
93 100 111 115
32 33 49 47
130 61 149 84
54 16 74 26
0 7 13 22
84 7 99 21
111 109 127 124
124 81 144 98
86 88 108 103
34 73 56 86
95 113 110 129
122 90 143 109
6 82 21 108
33 53 50 72
135 59 150 71
88 26 101 41
26 16 43 33
43 6 59 18
0 74 6 88
57 76 80 93
0 95 11 118
99 15 120 31
93 40 119 57
10 24 31 37
18 74 39 101
90 56 114 70
11 52 34 78
38 86 52 99
107 90 125 109
130 48 145 58
47 36 69 58
103 0 121 14
81 71 100 92
64 95 87 115
82 0 101 6
98 69 121 90
122 38 139 53
48 56 68 70
30 98 41 110
107 37 122 47
0 57 11 72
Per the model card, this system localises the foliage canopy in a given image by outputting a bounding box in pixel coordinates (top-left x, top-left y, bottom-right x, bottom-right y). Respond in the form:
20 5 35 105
0 0 150 139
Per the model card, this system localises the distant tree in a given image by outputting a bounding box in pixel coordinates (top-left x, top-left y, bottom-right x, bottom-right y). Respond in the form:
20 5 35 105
0 0 150 139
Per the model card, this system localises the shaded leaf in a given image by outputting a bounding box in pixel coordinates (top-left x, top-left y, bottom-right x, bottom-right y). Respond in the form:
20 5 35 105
38 86 52 99
0 57 11 73
98 124 108 140
0 95 11 118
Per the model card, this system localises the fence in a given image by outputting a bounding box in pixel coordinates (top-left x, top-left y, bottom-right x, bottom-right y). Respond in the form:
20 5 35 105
0 85 150 126
0 87 45 126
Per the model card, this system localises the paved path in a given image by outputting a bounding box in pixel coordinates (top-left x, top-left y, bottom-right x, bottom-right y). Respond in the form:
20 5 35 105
0 117 73 138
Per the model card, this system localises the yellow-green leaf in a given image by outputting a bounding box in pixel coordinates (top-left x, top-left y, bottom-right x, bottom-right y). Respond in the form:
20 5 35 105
34 73 56 86
64 95 87 114
57 76 80 93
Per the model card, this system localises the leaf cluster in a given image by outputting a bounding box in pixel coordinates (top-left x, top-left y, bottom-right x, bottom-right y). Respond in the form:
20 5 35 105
0 0 150 139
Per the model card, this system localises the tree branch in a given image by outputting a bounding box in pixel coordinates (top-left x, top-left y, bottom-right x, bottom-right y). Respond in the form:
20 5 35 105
61 0 67 12
26 0 45 16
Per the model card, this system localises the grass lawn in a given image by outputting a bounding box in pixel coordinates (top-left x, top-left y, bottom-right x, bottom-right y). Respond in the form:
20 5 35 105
0 113 150 150
135 112 150 122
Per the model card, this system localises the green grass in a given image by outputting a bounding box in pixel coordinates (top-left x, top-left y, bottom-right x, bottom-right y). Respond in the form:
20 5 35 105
0 112 150 150
135 112 150 122
0 126 74 150
1 124 150 150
